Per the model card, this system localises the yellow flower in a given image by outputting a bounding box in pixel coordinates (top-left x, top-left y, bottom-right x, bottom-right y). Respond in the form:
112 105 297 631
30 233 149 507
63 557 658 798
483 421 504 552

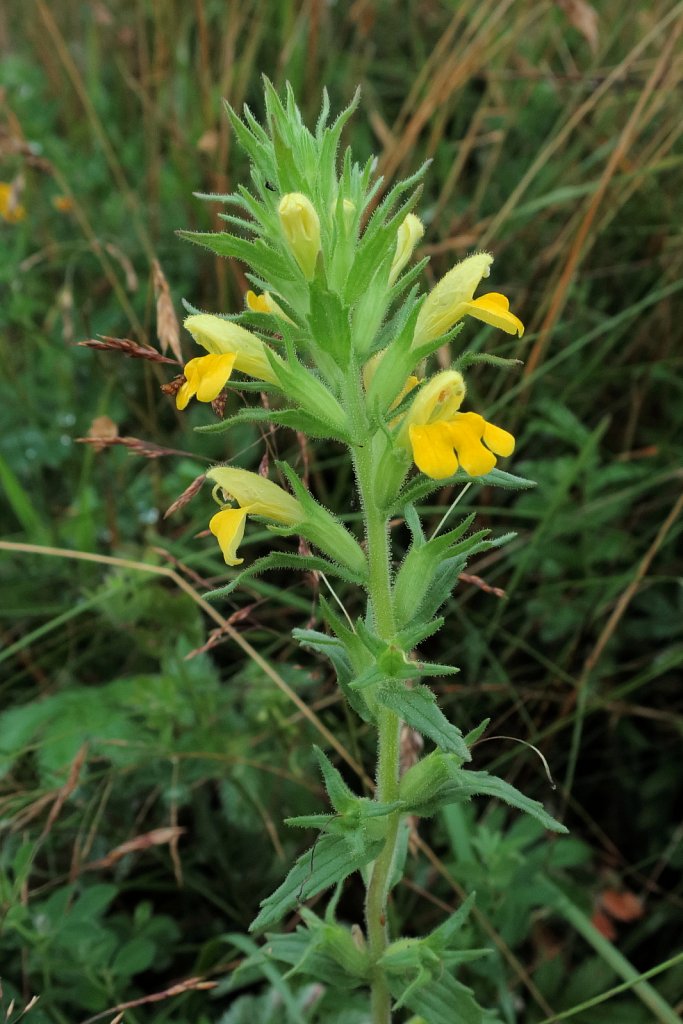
176 353 236 410
0 182 26 223
206 467 303 565
245 290 293 323
52 195 75 213
184 313 279 383
409 414 514 479
278 192 321 279
389 213 424 286
413 253 524 345
398 369 515 480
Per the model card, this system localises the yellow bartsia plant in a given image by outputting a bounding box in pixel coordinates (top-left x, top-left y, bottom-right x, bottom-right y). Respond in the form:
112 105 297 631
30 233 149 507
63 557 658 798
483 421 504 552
150 84 567 1024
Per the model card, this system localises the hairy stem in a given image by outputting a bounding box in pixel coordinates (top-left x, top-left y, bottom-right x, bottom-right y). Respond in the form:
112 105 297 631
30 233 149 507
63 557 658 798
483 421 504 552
354 437 402 1024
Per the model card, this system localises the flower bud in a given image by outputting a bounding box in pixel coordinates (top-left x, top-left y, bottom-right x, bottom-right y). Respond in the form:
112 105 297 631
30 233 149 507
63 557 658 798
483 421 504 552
389 213 424 286
278 192 321 279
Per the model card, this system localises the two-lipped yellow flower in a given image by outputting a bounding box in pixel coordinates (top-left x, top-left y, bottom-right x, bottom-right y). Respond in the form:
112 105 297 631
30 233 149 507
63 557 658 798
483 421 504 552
207 467 303 565
176 314 278 410
398 370 515 479
413 253 524 345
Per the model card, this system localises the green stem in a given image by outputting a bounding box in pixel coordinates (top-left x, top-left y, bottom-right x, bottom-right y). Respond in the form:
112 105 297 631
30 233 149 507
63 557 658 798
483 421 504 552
353 435 402 1024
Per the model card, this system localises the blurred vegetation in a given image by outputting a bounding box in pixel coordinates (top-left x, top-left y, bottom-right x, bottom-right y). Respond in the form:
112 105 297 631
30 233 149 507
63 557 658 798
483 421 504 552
1 1 682 1022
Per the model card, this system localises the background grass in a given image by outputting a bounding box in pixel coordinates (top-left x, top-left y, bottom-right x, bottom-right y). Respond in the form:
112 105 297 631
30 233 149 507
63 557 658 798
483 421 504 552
1 1 682 1022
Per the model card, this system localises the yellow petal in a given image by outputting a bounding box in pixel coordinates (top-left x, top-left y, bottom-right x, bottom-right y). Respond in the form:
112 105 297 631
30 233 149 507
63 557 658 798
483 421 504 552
246 290 270 313
409 423 459 479
175 379 195 410
463 293 524 337
178 353 236 405
197 353 237 401
209 507 249 566
483 419 515 457
447 415 496 476
246 290 293 323
206 467 303 525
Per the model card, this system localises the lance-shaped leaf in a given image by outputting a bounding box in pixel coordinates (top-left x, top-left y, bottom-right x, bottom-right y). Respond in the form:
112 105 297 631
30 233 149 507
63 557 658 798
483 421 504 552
313 745 356 814
294 612 375 723
196 406 346 442
426 892 476 950
393 511 486 628
376 683 470 761
391 968 487 1024
396 467 535 512
396 616 446 650
437 769 568 834
203 552 363 603
250 832 384 932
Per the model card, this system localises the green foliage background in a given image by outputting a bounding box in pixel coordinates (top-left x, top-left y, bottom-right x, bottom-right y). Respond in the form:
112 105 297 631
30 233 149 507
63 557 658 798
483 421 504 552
1 1 682 1022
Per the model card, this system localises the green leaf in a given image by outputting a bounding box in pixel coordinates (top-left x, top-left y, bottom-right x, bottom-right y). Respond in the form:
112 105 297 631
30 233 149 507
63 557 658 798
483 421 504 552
395 466 535 512
250 833 383 932
265 925 367 990
307 285 352 368
203 553 363 602
396 969 486 1024
110 937 156 978
376 683 471 761
426 892 476 949
313 746 356 814
195 406 343 442
455 352 524 371
292 626 373 723
393 516 481 628
439 770 568 833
